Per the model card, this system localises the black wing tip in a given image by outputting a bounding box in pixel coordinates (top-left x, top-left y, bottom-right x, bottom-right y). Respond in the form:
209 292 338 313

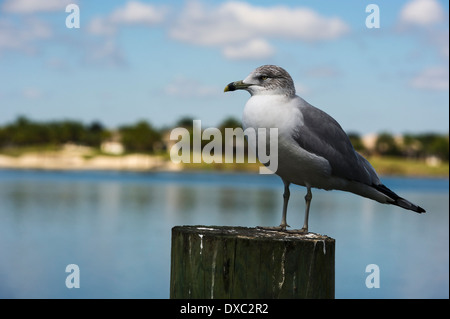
416 206 426 214
396 198 426 214
373 183 426 214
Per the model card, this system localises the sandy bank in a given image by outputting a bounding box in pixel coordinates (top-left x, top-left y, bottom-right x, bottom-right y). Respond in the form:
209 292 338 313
0 153 182 171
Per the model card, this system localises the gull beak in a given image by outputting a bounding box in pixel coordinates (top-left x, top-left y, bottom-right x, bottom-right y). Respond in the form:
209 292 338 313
224 80 251 92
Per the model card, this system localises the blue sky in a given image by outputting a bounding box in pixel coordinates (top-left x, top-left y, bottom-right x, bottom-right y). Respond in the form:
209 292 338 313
0 0 448 134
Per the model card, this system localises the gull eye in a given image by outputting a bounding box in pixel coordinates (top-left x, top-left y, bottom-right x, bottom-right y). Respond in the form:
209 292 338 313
260 76 268 81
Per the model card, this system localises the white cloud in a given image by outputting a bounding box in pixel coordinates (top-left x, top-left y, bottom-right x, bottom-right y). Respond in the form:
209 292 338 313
170 1 252 46
399 0 444 27
170 0 350 59
2 0 74 14
85 1 166 65
88 17 117 36
0 18 52 55
397 0 448 81
223 39 275 60
410 67 449 91
109 1 166 25
88 1 166 36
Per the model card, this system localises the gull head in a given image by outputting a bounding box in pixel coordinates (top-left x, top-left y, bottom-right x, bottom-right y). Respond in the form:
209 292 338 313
224 65 295 97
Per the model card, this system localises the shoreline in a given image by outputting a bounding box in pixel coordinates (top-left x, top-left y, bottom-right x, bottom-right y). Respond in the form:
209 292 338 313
0 153 183 172
0 152 448 178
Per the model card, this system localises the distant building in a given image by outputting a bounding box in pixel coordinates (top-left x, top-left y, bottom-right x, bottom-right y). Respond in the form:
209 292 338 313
426 155 442 167
101 141 124 155
361 133 378 151
101 131 124 155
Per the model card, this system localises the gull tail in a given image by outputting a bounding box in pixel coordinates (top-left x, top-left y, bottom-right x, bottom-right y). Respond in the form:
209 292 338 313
373 184 426 213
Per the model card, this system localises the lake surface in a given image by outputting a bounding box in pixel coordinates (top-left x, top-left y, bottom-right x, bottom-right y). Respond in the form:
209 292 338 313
0 169 448 299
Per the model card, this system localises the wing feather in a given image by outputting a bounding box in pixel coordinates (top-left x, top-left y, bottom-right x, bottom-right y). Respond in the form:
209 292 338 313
292 101 378 185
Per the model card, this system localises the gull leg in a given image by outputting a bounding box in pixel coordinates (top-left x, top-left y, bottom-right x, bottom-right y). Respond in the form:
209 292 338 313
257 179 290 231
299 186 312 233
279 180 291 230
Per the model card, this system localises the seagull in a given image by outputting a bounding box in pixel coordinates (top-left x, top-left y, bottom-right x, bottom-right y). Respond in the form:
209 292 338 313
224 65 425 233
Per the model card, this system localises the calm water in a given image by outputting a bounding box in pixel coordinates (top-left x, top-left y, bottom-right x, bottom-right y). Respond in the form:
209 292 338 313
0 169 448 299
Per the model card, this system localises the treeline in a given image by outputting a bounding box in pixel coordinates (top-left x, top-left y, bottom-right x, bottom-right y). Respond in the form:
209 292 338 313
0 116 160 152
0 116 108 148
0 116 448 161
348 132 449 161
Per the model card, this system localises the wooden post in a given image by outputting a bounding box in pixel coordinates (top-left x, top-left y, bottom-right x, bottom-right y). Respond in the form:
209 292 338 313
170 225 335 299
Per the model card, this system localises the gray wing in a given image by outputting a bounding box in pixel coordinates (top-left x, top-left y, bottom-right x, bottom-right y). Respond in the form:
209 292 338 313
292 101 380 185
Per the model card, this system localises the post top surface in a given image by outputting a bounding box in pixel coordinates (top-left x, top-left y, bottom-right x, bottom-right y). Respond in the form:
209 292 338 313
172 225 335 242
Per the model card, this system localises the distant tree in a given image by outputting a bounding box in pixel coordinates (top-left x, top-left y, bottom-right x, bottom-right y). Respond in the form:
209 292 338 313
218 117 242 131
175 117 195 129
429 136 449 161
14 116 28 127
88 121 103 133
0 116 112 149
119 120 161 152
402 134 420 158
82 121 107 147
6 116 50 146
58 120 84 144
0 126 7 147
375 132 401 156
402 133 449 160
417 134 449 161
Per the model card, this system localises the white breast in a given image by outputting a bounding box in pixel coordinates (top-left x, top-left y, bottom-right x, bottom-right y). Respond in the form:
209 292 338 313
242 94 332 188
242 95 302 132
